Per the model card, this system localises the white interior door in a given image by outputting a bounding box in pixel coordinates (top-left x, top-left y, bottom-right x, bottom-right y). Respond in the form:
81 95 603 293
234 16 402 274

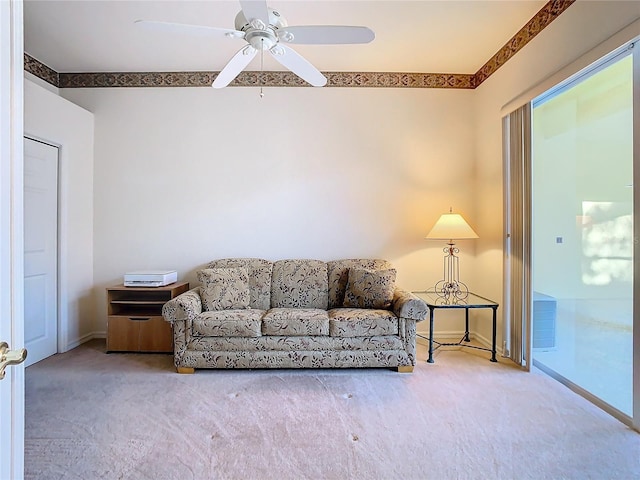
24 137 58 366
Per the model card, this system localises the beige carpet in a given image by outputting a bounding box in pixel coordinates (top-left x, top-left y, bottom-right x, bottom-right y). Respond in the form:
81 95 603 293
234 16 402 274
25 340 639 480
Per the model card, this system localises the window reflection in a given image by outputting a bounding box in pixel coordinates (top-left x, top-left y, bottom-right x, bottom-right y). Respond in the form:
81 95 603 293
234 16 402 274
580 201 632 286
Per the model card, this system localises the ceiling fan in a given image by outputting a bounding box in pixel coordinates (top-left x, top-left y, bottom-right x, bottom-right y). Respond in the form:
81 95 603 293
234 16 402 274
136 0 375 89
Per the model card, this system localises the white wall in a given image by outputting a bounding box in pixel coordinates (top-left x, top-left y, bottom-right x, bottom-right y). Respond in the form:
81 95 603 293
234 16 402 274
473 1 640 350
61 86 476 334
24 78 95 350
24 71 58 95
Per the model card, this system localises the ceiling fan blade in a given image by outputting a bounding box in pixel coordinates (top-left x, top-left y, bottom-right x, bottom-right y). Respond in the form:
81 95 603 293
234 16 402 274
239 0 270 26
212 45 258 88
278 26 375 45
269 45 327 87
135 20 243 39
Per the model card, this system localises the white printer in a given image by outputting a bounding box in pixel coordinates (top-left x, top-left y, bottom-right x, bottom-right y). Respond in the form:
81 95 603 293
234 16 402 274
124 270 177 287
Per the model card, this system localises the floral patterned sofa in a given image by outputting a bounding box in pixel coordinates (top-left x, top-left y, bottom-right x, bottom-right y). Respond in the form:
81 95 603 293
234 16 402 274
161 258 428 373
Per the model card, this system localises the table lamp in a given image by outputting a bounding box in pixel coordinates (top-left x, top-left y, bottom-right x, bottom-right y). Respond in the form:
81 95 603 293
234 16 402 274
426 208 478 301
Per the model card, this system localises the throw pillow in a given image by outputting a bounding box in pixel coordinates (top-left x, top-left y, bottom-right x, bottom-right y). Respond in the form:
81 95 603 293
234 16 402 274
197 267 250 311
343 268 396 309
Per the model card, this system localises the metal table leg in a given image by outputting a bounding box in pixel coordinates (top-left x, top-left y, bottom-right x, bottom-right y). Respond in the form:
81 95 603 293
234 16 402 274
464 308 470 342
427 307 434 363
490 306 497 362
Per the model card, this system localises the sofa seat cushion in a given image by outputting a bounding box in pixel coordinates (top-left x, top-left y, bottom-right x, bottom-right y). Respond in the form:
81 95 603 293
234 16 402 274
262 308 329 336
328 308 398 337
192 309 265 337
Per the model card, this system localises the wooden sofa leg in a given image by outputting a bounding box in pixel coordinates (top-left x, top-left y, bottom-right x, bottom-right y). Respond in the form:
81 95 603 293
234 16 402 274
176 367 195 374
397 365 414 373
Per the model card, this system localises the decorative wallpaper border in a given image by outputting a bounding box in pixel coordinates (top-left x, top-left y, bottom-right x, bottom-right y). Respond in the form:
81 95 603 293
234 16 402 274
57 70 475 89
24 53 59 86
25 0 575 90
473 0 576 87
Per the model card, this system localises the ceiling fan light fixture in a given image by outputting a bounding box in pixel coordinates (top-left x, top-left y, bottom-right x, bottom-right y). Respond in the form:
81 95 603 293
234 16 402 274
246 30 277 50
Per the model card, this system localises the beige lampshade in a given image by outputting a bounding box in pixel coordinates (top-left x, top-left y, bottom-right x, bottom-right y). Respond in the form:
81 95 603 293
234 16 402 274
426 212 479 240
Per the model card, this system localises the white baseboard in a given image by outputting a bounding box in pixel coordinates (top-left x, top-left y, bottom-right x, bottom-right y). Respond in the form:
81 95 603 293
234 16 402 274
64 331 105 352
473 330 503 356
416 330 468 343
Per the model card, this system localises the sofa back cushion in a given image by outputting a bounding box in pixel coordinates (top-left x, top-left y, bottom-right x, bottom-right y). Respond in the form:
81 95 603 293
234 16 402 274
327 259 393 309
343 267 397 309
197 267 250 311
271 259 329 309
207 258 273 310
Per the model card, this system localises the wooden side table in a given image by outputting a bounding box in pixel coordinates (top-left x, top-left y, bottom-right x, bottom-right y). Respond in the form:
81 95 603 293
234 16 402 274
413 290 498 363
106 282 189 353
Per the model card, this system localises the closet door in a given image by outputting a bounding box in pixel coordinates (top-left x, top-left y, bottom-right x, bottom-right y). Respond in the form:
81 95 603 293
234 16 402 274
24 137 58 366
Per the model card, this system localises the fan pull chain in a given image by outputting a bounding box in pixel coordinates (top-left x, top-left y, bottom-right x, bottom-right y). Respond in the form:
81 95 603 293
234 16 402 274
260 38 265 98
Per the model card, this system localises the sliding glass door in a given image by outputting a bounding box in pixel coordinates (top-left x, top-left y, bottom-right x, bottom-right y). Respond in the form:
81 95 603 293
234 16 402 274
531 51 633 417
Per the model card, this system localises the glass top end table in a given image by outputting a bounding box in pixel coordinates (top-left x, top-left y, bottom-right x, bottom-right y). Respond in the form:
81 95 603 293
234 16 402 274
412 290 499 363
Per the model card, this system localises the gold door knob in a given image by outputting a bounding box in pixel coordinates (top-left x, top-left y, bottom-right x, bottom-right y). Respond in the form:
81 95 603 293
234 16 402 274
0 341 27 380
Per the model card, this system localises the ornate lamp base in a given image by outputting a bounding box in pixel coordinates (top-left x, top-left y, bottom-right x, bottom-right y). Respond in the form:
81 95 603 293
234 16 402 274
433 243 470 302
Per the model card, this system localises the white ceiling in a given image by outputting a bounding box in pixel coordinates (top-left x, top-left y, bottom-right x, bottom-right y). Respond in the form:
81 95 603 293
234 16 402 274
24 0 546 75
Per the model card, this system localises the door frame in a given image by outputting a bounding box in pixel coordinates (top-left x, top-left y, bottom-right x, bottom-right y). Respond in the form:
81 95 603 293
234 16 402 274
504 39 639 431
24 135 63 357
632 37 640 433
0 0 25 477
528 42 637 430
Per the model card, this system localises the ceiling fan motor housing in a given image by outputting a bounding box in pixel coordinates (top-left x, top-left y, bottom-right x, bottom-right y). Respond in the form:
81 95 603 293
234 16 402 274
235 8 287 50
235 8 286 30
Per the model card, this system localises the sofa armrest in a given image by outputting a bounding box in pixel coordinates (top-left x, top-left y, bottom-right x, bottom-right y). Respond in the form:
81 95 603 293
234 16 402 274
162 287 202 324
393 288 428 321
